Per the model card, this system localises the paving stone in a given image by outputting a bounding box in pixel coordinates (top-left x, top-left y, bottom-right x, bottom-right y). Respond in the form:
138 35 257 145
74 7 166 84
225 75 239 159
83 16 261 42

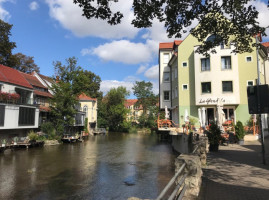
198 136 269 200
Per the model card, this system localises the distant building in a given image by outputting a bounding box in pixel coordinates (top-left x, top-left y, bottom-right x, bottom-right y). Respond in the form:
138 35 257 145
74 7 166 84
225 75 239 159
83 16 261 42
124 99 143 123
78 93 97 131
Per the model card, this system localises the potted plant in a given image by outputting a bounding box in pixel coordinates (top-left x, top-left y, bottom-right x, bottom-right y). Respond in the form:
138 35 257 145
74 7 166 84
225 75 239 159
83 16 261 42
235 121 245 145
207 121 222 151
1 139 6 147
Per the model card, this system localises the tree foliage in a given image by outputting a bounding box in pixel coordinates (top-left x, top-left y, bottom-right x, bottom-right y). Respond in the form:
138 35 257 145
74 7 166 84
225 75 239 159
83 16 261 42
98 86 130 132
11 53 40 73
132 81 158 114
0 19 16 66
50 57 101 134
73 0 268 54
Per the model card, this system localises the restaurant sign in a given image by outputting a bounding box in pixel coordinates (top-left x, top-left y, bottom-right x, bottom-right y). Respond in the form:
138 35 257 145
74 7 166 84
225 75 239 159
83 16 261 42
197 97 237 105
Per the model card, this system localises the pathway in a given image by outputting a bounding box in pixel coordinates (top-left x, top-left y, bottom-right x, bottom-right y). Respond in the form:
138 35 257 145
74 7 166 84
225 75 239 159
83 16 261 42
198 136 269 200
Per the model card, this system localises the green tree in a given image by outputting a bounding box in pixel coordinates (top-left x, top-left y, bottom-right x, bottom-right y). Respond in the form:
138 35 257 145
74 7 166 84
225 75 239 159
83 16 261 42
11 53 40 73
100 87 130 132
0 19 16 66
50 57 101 135
74 0 267 54
132 81 158 114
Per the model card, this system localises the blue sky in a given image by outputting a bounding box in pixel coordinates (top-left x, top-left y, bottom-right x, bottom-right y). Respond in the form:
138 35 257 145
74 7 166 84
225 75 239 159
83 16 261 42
0 0 268 98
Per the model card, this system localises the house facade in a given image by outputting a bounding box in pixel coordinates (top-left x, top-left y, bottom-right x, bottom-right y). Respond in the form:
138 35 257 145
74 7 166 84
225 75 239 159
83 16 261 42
159 34 269 128
124 99 143 123
78 93 97 131
0 65 39 138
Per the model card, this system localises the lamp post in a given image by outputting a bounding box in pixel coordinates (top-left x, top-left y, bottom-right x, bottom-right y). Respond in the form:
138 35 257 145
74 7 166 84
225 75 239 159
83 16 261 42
255 35 266 165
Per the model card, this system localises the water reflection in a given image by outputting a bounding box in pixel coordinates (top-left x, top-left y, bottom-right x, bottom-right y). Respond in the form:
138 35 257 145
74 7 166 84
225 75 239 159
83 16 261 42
0 133 177 200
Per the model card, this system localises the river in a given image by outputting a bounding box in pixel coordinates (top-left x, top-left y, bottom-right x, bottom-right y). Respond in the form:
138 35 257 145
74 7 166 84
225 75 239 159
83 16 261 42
0 132 177 200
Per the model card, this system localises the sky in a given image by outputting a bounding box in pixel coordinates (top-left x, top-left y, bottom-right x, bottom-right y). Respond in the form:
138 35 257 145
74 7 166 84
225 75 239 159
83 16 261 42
0 0 268 99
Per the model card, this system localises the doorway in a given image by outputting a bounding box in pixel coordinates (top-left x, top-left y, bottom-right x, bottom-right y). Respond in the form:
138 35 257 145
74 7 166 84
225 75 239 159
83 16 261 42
206 108 215 125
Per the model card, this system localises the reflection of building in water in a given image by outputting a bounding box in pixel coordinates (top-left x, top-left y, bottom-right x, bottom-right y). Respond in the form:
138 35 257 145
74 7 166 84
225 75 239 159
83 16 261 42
159 31 269 128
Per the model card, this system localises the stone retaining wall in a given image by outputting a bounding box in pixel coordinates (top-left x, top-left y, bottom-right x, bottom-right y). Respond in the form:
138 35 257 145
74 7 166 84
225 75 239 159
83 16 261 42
175 136 208 199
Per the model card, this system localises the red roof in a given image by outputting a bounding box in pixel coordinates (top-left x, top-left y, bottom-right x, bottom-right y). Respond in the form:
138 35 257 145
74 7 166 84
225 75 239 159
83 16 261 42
0 64 33 89
159 42 174 49
38 73 54 83
34 90 53 98
262 42 269 47
159 40 183 50
174 40 183 45
124 99 138 107
78 93 96 101
21 72 47 89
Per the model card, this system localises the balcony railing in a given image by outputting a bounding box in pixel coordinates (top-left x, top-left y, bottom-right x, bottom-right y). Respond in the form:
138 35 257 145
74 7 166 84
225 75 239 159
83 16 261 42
0 97 34 105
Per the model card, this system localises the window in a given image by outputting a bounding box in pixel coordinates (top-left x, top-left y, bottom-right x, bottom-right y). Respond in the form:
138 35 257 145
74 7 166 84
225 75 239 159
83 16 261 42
163 72 170 82
201 58 210 71
83 105 88 117
246 56 252 62
175 68 177 78
220 42 225 49
222 81 233 92
201 82 211 93
182 84 188 90
0 105 5 126
163 53 169 64
221 56 231 70
19 107 35 126
247 80 254 86
182 62 188 67
164 91 170 101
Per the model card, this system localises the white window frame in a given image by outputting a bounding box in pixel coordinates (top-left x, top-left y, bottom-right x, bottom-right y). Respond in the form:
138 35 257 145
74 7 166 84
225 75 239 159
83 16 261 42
221 56 232 70
163 91 170 101
163 72 170 82
246 56 252 62
182 61 188 68
247 80 254 86
201 58 210 71
182 84 188 90
163 53 169 64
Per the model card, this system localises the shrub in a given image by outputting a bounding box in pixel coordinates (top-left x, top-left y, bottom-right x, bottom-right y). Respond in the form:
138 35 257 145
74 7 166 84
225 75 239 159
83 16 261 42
41 122 55 134
129 126 137 133
207 121 222 145
28 130 39 141
235 121 245 141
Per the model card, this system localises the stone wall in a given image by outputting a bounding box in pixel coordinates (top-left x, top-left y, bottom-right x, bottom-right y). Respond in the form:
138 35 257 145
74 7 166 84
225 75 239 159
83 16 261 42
175 136 208 199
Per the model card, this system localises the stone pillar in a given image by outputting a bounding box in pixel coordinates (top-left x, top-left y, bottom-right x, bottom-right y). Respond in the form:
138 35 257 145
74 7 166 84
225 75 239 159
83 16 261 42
175 154 202 199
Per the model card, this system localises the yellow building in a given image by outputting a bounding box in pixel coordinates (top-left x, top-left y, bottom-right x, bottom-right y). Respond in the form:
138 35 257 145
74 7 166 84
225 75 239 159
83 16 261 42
78 93 98 131
124 99 143 123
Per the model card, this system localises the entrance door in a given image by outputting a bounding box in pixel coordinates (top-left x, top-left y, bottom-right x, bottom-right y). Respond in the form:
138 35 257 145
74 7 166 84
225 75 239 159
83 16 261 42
206 108 215 125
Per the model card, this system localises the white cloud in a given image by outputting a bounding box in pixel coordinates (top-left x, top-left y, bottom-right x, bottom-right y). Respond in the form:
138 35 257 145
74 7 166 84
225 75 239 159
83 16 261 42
249 0 269 40
81 48 91 56
92 40 152 64
0 0 11 21
136 65 148 74
45 0 139 39
100 80 134 94
29 1 39 11
144 65 159 80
